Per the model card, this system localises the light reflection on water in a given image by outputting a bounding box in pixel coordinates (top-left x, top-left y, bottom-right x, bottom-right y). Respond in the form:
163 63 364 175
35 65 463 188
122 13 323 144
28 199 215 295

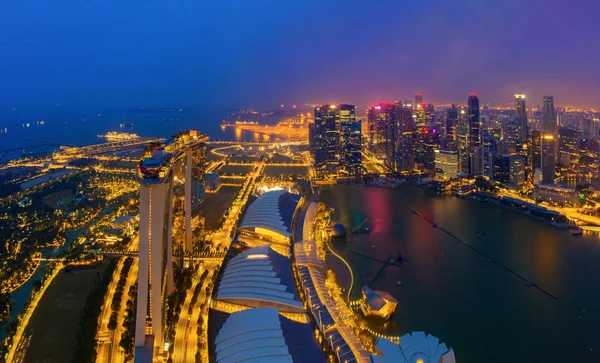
321 184 600 363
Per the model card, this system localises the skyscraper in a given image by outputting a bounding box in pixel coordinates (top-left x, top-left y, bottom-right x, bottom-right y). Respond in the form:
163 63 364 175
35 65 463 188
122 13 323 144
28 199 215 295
414 103 436 169
468 94 482 175
134 131 208 361
339 104 362 177
394 102 415 172
509 156 526 189
415 93 423 107
367 103 395 157
542 96 556 133
445 105 458 148
434 149 459 179
558 127 579 168
457 106 470 174
311 104 361 178
312 105 340 177
530 129 542 170
515 94 528 142
136 149 175 359
541 132 556 184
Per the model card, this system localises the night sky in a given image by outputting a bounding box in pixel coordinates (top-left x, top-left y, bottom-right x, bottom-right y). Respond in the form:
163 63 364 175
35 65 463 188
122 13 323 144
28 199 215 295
1 0 599 110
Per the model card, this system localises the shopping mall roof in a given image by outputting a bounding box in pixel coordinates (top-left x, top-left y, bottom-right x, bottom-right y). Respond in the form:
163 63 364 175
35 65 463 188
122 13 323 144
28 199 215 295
238 190 300 238
215 245 303 312
370 332 456 363
214 308 326 363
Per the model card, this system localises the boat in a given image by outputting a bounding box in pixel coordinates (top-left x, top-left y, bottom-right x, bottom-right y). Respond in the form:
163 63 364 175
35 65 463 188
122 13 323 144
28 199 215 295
97 131 139 140
397 280 402 285
571 227 583 236
371 245 376 249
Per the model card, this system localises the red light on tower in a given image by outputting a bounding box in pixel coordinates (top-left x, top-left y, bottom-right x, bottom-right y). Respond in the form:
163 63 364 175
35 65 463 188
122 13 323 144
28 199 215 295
470 93 477 97
374 105 382 110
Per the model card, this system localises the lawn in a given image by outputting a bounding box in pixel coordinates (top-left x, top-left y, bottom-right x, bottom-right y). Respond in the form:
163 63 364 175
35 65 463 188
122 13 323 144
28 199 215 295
201 186 241 230
43 189 74 209
23 263 107 363
218 165 253 176
263 165 309 177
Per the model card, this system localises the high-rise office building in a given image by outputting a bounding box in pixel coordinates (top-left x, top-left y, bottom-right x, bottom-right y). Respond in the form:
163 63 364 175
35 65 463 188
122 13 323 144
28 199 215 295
415 93 423 107
457 106 470 174
542 96 556 133
339 104 362 176
582 118 594 140
530 129 542 177
311 104 361 178
434 149 459 179
493 154 511 184
541 132 556 184
502 122 520 155
509 156 526 189
445 105 458 148
312 105 340 177
558 127 579 168
394 102 415 172
367 103 395 157
515 94 528 142
414 104 436 169
468 94 482 175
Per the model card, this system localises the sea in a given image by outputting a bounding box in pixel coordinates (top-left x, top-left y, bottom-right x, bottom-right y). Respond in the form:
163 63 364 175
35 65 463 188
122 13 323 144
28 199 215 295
321 184 600 362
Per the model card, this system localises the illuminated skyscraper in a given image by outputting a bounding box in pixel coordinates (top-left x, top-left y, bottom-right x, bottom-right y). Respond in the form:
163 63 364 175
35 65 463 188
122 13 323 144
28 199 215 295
515 94 528 142
311 104 361 178
493 154 510 183
136 149 175 360
339 104 362 177
394 102 415 172
434 148 459 179
582 118 594 140
135 132 207 361
468 94 482 175
509 156 526 189
542 96 556 133
367 103 395 157
312 105 340 177
415 93 423 107
530 129 542 171
414 104 435 169
558 127 579 168
457 106 470 174
444 105 458 148
541 132 556 184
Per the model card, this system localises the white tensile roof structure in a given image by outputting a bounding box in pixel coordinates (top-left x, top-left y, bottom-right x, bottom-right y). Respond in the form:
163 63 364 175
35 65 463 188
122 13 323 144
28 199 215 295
371 332 456 363
238 189 299 239
215 308 294 363
215 245 304 313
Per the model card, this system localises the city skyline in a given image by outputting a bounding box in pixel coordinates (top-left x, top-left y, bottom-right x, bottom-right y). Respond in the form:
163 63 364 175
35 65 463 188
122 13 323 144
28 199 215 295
2 1 600 362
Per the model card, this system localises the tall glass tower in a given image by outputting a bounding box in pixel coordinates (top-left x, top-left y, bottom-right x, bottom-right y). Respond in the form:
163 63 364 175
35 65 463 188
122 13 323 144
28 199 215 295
468 94 482 175
542 96 556 134
515 94 528 142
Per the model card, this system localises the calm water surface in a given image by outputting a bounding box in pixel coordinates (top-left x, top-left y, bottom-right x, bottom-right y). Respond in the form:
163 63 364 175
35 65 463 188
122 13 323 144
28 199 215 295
321 184 600 363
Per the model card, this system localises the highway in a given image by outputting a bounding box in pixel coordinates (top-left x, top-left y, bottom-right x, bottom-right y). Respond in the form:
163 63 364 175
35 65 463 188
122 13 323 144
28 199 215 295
190 269 216 363
172 268 204 363
96 259 125 363
96 236 138 363
110 260 138 363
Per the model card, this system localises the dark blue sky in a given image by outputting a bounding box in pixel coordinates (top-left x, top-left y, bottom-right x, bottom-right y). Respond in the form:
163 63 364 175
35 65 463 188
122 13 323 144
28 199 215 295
1 0 599 110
